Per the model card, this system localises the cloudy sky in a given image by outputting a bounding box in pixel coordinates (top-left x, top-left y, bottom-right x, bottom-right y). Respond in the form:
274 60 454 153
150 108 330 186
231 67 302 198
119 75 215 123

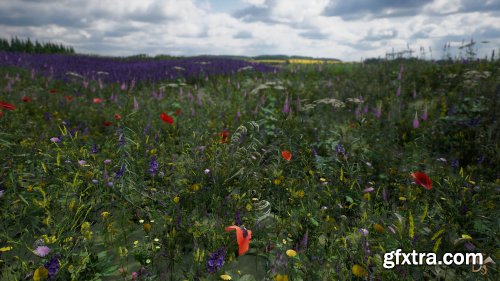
0 0 499 61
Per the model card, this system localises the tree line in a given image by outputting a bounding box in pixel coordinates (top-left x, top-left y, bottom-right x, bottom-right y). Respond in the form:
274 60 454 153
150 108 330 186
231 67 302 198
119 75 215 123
0 37 75 54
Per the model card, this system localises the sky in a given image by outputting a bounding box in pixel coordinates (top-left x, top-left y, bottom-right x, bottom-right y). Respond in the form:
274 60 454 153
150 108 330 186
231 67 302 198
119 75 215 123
0 0 499 61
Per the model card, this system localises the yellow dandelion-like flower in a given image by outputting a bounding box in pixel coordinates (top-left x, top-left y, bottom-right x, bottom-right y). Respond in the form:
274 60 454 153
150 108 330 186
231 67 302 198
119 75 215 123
373 223 385 233
286 249 297 257
220 274 232 280
173 196 180 204
282 239 287 245
143 223 152 234
101 211 110 219
245 203 253 212
191 183 201 192
33 267 48 281
352 264 368 278
298 190 305 198
274 274 289 281
0 246 13 252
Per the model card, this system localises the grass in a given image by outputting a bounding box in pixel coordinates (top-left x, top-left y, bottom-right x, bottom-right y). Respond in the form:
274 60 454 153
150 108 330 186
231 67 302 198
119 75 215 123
0 57 499 281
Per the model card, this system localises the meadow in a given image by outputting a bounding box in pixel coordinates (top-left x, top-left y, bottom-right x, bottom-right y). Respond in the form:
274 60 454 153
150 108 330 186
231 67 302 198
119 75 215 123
0 52 499 281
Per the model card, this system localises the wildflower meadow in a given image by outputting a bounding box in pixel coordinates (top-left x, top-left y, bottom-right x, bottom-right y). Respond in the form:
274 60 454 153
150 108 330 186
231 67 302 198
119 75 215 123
0 51 499 281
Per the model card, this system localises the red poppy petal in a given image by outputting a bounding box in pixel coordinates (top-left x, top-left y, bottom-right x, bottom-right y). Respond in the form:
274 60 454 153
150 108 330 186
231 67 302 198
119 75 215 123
160 112 174 124
225 225 252 256
281 150 292 161
411 172 432 190
0 101 16 111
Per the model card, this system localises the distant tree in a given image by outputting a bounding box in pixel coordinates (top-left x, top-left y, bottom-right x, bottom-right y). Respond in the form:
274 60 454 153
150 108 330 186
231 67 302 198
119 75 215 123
0 36 75 54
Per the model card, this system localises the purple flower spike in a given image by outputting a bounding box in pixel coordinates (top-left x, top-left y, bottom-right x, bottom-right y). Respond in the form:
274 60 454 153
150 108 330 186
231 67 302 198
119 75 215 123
413 112 419 129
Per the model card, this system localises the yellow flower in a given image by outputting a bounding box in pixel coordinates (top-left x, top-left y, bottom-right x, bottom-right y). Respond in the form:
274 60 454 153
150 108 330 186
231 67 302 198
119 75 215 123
274 274 289 281
81 222 91 232
0 246 13 252
282 239 287 245
118 246 128 257
33 267 48 281
352 264 368 278
143 223 152 234
274 175 284 185
173 196 180 204
245 203 253 212
191 183 201 192
295 190 305 198
220 274 232 280
373 223 385 233
286 249 297 257
101 211 110 219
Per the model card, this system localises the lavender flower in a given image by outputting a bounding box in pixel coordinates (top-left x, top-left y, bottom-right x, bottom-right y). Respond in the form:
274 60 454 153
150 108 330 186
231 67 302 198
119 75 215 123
50 137 61 143
422 107 428 121
358 228 369 236
44 255 60 279
78 160 86 166
115 165 125 178
413 112 419 129
91 144 99 154
149 156 159 175
104 159 111 165
282 95 290 114
206 246 226 273
335 143 346 158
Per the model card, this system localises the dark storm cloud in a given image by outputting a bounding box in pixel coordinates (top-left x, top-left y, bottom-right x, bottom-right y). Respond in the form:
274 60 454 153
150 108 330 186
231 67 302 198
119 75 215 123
322 0 434 19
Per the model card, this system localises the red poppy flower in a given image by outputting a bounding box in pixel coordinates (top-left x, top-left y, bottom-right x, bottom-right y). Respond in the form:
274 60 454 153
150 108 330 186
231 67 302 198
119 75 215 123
281 150 292 161
114 114 122 120
219 130 229 143
64 96 73 102
49 89 59 94
160 112 174 124
173 108 182 116
93 98 103 104
103 121 112 127
411 171 432 190
225 225 252 256
0 101 15 111
22 96 31 102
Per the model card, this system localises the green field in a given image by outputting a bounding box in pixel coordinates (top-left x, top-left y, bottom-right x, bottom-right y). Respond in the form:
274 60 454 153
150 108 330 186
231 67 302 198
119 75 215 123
1 58 499 280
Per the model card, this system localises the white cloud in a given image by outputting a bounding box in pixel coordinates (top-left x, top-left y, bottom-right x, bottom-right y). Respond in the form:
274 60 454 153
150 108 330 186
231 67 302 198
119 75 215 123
0 0 498 61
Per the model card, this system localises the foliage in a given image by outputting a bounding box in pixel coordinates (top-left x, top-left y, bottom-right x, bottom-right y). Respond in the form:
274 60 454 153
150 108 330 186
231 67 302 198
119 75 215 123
0 54 499 280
